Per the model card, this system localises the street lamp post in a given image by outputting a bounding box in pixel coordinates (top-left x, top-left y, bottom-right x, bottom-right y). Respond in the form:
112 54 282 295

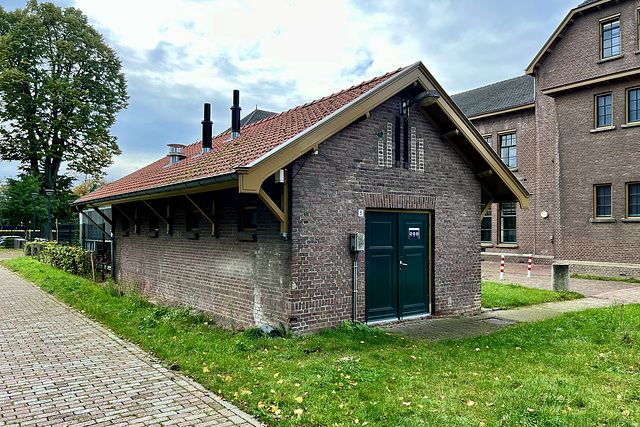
31 192 38 241
45 189 54 241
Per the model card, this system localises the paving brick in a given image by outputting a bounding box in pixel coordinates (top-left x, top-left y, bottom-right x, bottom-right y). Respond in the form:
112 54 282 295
0 263 263 426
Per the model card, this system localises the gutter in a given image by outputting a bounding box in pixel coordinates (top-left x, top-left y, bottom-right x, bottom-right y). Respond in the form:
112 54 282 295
70 171 238 207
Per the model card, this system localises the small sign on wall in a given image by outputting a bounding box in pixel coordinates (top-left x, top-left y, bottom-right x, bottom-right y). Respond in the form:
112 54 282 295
408 228 420 240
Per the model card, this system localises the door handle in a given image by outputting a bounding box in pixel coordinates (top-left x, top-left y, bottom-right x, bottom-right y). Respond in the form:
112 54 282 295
399 261 408 266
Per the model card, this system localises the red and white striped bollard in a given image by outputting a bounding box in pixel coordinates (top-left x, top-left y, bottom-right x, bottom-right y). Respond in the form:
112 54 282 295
499 255 505 280
527 254 533 278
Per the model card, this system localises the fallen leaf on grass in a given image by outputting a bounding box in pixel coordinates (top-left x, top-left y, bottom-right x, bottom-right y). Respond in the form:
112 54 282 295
295 396 303 403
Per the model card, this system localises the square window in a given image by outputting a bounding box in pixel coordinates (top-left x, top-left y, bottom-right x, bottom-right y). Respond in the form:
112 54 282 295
500 202 516 244
601 18 620 59
596 94 612 128
628 88 640 124
241 207 257 231
628 183 640 217
595 185 612 218
500 133 516 168
481 205 492 243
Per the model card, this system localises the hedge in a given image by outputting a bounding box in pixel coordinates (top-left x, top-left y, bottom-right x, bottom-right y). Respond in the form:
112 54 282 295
25 242 94 279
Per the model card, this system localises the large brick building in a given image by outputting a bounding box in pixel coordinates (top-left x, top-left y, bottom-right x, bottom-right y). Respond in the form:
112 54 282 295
452 0 640 277
72 62 529 334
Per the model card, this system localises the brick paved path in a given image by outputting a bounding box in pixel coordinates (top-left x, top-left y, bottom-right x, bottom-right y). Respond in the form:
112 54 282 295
0 264 262 427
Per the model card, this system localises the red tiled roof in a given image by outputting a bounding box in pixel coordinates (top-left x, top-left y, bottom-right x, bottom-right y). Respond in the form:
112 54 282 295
74 66 408 205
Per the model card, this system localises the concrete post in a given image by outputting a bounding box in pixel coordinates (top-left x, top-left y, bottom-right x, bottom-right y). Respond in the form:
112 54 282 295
552 263 571 292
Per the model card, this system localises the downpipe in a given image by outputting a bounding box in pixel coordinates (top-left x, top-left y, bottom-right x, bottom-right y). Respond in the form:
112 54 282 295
352 252 359 323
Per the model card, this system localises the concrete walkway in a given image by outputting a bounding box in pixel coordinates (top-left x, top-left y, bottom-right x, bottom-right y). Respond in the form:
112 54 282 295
386 261 640 340
0 259 262 426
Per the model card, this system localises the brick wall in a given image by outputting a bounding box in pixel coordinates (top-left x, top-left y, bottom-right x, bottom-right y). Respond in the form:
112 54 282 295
537 0 640 90
554 79 640 263
289 94 483 334
470 109 542 257
113 186 291 330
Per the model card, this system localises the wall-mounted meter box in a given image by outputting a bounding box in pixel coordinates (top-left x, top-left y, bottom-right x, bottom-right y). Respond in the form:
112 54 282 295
349 233 365 252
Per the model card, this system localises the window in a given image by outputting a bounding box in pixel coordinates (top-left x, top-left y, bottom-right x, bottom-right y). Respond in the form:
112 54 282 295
481 205 492 243
500 202 516 244
628 183 640 217
186 208 200 231
601 18 620 59
628 88 640 124
596 94 612 128
499 133 516 168
594 185 612 218
241 207 257 231
482 135 492 148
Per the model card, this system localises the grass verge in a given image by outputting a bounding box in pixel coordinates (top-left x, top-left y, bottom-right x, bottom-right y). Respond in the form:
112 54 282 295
571 273 640 284
3 257 640 426
482 281 583 309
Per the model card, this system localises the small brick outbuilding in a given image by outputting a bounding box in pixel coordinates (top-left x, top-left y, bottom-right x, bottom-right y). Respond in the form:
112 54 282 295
72 62 529 334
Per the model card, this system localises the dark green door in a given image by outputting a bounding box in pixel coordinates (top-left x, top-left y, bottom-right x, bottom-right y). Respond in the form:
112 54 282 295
365 211 430 322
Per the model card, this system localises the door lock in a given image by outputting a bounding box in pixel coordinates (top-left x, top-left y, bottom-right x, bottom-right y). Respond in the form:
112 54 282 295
399 261 408 266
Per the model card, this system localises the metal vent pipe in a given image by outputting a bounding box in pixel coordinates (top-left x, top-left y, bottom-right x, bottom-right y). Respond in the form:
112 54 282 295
231 90 241 139
202 103 213 153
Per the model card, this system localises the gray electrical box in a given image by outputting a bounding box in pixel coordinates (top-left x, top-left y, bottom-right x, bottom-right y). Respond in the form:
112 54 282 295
349 233 365 252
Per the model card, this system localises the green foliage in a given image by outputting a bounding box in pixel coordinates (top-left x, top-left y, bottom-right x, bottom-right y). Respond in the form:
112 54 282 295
482 281 583 309
2 237 15 247
25 241 92 278
571 273 640 284
0 0 128 190
4 257 640 426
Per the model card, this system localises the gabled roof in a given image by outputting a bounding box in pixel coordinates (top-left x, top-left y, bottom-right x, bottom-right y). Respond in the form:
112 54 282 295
73 62 530 210
451 75 535 119
224 108 277 132
526 0 619 74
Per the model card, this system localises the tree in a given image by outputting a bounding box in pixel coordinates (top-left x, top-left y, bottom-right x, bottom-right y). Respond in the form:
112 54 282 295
0 173 75 228
0 174 45 226
0 1 128 191
71 176 109 198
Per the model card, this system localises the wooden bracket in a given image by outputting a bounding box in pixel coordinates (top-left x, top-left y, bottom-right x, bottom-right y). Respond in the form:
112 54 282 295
143 200 171 234
113 204 139 234
481 198 494 220
79 210 111 239
91 207 113 227
257 170 289 236
185 195 216 236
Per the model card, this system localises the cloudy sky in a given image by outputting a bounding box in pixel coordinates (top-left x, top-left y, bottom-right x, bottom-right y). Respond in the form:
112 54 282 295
1 0 574 182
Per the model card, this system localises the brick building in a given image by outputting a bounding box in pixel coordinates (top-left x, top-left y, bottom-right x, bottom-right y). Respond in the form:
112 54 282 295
72 62 528 334
452 0 640 277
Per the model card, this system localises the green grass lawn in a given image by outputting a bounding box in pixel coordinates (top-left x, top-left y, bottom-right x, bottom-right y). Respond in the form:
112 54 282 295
482 281 583 309
3 257 640 426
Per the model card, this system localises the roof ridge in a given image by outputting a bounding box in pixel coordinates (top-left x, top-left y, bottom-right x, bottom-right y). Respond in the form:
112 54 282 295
452 74 531 96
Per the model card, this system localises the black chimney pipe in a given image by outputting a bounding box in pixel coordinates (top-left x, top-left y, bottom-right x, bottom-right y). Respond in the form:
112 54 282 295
231 90 241 139
202 103 212 153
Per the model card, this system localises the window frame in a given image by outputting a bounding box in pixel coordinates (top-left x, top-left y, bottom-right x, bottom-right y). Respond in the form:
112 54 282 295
186 207 200 232
600 15 621 60
481 205 492 243
627 87 640 124
627 182 640 218
594 184 613 218
499 202 517 244
498 131 517 169
240 206 258 232
482 134 492 148
595 93 613 128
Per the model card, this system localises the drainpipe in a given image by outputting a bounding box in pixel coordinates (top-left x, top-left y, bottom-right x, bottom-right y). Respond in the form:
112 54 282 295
353 252 360 322
349 233 364 322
